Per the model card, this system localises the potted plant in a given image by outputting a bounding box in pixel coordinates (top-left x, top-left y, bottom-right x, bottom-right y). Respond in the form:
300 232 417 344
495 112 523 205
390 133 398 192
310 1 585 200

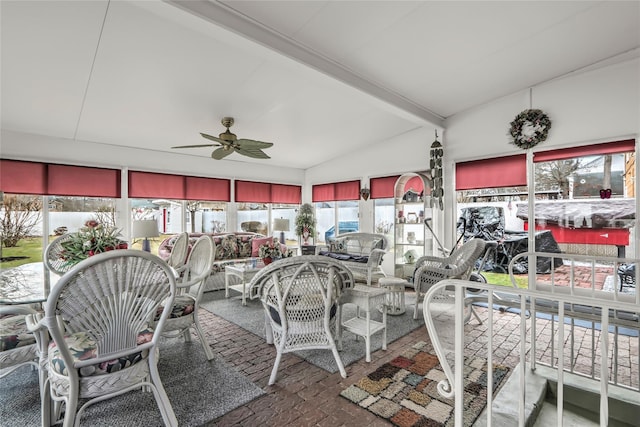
295 203 316 246
258 238 292 264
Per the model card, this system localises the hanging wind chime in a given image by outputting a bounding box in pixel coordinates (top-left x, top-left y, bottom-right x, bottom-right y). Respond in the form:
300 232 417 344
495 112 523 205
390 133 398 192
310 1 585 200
430 130 444 210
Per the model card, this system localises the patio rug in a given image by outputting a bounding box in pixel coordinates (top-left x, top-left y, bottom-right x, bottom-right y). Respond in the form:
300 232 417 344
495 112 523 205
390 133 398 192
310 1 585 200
201 289 424 374
0 336 265 427
340 341 510 427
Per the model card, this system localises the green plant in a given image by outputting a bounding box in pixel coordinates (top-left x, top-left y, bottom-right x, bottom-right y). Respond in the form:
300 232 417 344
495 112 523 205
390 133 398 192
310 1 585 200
295 203 316 239
60 220 127 267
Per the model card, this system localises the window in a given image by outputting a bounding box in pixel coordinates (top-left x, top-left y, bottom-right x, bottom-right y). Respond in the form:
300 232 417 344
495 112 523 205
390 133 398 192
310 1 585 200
312 180 361 243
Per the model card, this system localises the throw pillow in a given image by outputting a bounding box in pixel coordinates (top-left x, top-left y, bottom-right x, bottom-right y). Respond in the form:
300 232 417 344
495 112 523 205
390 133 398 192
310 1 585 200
237 235 253 258
328 237 346 253
251 236 273 257
216 234 238 260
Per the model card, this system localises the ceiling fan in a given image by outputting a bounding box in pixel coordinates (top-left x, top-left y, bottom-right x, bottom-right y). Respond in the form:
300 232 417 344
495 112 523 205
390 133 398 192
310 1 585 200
172 117 273 160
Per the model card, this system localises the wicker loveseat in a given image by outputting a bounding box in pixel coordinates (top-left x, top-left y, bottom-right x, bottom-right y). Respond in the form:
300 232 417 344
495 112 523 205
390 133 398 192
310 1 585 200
159 231 285 292
315 232 388 285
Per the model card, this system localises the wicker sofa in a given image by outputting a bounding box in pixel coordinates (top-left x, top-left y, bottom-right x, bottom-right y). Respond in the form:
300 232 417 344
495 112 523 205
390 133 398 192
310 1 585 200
315 232 388 285
158 232 284 292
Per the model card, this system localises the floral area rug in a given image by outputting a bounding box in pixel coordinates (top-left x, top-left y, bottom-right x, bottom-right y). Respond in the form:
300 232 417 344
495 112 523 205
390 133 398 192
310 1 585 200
340 341 510 427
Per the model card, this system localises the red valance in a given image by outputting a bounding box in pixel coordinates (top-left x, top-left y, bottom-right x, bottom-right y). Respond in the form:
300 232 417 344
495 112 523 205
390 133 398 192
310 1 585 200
0 159 47 195
48 164 121 197
312 180 360 202
235 180 271 203
128 171 185 199
456 154 527 190
370 175 400 199
533 139 635 162
271 183 302 204
185 176 230 201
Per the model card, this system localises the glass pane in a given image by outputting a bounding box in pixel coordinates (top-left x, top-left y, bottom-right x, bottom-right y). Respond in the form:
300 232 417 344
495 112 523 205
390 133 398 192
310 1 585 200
336 201 359 237
272 203 298 244
315 201 335 244
533 151 636 259
131 198 181 254
237 203 268 235
0 194 44 269
185 201 227 234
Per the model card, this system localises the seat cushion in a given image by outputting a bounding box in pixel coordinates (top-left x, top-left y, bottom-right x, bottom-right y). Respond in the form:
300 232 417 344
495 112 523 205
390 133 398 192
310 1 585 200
48 329 153 377
155 295 195 320
0 314 37 352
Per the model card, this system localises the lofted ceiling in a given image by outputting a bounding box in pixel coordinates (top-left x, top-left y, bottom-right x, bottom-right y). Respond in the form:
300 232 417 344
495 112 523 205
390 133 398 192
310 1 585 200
1 1 639 170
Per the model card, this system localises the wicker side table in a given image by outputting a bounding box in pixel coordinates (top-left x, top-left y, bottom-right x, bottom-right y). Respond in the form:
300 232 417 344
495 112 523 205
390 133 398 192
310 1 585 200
339 284 387 362
378 277 407 315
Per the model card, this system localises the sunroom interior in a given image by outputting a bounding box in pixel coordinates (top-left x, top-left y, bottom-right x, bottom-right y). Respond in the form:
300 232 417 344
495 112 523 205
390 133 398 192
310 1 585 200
1 1 639 424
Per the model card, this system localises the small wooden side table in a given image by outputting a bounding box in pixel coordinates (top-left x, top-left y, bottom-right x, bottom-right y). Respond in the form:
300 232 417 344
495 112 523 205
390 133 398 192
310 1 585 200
339 284 387 362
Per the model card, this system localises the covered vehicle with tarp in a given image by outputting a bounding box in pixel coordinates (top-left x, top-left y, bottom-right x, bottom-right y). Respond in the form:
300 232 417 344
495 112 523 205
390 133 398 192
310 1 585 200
458 206 562 274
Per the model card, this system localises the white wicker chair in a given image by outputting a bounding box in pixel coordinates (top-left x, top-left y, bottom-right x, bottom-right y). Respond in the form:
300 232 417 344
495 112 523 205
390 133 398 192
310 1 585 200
29 250 178 427
411 238 487 319
43 233 77 276
249 255 355 385
166 232 189 275
0 305 40 377
154 235 215 360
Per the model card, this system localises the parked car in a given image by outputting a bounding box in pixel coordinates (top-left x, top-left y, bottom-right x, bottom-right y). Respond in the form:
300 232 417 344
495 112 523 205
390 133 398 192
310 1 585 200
324 221 359 241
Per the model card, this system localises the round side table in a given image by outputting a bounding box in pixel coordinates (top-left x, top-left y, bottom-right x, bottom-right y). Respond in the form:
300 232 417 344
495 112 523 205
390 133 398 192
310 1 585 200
378 277 407 315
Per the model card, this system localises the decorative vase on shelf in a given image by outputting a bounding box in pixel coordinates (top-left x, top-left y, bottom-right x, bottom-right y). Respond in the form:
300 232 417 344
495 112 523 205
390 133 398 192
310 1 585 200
302 227 310 245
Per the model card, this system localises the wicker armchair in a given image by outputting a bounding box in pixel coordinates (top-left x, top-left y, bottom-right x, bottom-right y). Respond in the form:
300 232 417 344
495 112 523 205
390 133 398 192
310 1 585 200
43 233 77 276
249 255 355 385
167 232 189 275
154 235 215 360
0 305 41 377
28 250 178 427
411 238 486 319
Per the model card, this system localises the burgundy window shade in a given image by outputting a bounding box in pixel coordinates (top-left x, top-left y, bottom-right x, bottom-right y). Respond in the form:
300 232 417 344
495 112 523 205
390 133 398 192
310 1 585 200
235 180 271 203
48 164 120 198
456 154 527 190
533 139 635 162
312 183 335 202
370 175 400 199
313 180 360 202
129 171 185 199
0 159 47 194
334 180 361 201
185 176 230 201
271 183 302 204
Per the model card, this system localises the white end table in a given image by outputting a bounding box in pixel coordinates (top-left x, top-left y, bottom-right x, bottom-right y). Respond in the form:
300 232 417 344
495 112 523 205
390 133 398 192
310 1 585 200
339 284 387 362
225 264 261 306
378 277 407 315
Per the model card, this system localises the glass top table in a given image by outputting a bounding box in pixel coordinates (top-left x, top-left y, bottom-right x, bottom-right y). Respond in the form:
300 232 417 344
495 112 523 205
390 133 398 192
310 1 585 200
0 262 59 305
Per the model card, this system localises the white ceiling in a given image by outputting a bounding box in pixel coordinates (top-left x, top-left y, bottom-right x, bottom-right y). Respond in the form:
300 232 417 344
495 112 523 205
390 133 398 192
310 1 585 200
2 1 639 170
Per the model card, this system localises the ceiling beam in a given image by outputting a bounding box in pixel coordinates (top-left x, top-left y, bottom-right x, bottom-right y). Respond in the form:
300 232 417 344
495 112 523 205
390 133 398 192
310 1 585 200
165 0 445 128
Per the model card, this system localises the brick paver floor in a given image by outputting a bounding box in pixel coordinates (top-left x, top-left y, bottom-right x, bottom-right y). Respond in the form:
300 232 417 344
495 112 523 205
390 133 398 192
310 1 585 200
197 286 637 427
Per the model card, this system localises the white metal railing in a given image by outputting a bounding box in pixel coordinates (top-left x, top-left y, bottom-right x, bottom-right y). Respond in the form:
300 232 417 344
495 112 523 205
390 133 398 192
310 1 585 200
423 252 639 427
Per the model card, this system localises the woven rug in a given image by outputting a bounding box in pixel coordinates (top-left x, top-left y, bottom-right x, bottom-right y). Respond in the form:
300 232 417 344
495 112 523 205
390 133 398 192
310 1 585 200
340 341 510 427
0 336 264 426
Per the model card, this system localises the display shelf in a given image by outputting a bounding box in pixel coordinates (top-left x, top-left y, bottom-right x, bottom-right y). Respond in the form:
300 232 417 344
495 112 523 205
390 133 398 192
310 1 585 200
393 173 434 281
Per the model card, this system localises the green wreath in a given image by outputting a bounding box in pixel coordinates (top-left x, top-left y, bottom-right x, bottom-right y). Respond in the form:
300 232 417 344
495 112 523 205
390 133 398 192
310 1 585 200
509 109 551 149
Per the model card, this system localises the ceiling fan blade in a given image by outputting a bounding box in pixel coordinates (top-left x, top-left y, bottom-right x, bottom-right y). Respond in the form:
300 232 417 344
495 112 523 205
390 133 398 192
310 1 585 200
200 132 232 146
212 147 233 160
236 138 274 148
172 143 218 149
235 146 271 159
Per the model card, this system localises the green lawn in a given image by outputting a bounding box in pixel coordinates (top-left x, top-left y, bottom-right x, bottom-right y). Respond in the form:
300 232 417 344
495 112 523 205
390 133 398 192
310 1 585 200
479 271 529 289
0 235 170 270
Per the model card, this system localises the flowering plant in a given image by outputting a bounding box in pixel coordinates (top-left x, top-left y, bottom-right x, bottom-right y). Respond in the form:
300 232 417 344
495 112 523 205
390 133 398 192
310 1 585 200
60 220 128 266
258 238 292 260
